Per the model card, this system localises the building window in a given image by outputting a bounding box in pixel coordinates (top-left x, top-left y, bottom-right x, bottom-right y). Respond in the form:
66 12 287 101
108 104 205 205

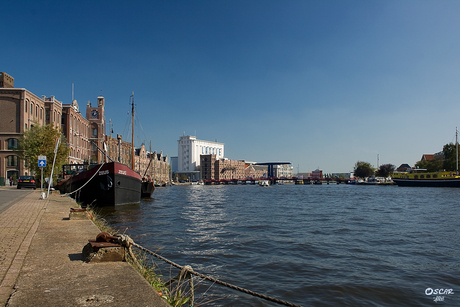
92 128 97 137
7 155 18 167
30 103 33 114
25 101 28 113
7 138 18 150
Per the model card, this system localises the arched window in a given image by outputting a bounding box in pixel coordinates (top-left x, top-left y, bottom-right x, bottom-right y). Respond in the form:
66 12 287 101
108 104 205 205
92 124 98 137
7 138 18 150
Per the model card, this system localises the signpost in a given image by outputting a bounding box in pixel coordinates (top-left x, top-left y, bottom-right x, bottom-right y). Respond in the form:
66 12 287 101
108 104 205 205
38 155 47 191
47 138 60 198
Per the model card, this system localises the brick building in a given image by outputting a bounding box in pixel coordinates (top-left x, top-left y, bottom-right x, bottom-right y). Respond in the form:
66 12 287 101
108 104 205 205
106 134 132 166
0 72 62 184
216 159 245 180
244 163 267 179
200 155 267 181
135 145 170 184
0 72 170 185
86 96 106 164
61 100 91 164
200 154 217 180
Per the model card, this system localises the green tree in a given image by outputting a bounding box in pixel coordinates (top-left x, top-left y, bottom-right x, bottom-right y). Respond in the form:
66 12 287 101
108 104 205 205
353 161 375 178
442 143 459 171
375 163 395 177
16 124 69 185
415 156 443 172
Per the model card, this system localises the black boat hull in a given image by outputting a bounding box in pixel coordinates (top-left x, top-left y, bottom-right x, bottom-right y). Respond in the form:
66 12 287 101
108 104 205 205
58 162 142 206
393 178 460 187
141 181 155 198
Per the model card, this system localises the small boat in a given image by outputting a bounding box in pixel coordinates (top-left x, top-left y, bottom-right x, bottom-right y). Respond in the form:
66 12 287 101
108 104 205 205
141 178 155 197
57 162 142 206
259 180 270 187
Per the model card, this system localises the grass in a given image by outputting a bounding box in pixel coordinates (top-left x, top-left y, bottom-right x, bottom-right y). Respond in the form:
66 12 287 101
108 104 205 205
84 205 196 307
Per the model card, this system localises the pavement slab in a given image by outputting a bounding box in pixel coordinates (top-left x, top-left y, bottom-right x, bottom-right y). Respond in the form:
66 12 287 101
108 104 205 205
0 187 169 307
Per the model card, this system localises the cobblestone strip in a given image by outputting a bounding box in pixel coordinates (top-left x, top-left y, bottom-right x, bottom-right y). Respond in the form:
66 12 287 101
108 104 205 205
0 193 47 305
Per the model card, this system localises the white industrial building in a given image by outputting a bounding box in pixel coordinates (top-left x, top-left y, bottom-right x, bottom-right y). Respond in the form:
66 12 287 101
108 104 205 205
177 135 224 180
274 164 294 178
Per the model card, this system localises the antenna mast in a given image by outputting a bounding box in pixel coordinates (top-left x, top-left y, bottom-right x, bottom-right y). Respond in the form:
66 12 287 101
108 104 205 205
131 93 135 170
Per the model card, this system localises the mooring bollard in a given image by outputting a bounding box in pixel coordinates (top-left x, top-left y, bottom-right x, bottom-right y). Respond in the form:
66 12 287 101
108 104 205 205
82 232 126 263
69 208 91 220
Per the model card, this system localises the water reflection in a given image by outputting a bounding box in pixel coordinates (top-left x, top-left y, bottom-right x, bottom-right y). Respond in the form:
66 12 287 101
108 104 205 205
101 185 460 306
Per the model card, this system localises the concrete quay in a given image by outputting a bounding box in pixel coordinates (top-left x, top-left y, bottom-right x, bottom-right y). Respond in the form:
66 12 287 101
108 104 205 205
0 186 169 307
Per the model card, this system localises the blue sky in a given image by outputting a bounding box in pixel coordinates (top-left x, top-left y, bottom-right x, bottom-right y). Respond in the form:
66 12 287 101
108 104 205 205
3 0 460 173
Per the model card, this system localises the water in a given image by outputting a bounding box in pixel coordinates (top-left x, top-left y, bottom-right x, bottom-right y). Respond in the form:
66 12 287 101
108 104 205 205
99 184 460 306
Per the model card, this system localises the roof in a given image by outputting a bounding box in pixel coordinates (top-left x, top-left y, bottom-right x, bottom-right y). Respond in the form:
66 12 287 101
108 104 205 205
396 164 411 171
421 154 435 161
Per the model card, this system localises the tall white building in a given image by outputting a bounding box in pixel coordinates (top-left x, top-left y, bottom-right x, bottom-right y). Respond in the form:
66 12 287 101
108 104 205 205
274 164 294 178
177 135 224 180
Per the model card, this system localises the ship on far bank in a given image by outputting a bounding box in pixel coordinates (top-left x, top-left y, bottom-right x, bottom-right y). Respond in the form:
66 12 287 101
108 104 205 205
392 128 460 188
392 169 460 187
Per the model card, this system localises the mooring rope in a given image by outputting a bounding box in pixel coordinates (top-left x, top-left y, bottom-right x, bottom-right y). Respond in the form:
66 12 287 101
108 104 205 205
124 240 303 307
60 162 106 197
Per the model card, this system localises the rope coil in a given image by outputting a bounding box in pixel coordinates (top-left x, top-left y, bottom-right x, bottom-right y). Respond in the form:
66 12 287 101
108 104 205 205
115 237 303 307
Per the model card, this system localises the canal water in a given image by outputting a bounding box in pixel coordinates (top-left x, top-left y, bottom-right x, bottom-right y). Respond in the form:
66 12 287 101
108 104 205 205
99 184 459 306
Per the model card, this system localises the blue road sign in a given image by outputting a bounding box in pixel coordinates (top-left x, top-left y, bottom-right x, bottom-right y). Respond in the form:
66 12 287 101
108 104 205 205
38 155 47 167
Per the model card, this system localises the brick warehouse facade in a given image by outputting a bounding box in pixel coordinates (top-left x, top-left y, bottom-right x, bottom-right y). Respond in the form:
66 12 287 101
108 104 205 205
61 100 91 164
200 154 267 181
0 72 62 185
134 144 170 185
0 72 169 185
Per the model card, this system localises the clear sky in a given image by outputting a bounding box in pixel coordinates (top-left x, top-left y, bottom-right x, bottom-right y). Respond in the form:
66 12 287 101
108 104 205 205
3 0 460 173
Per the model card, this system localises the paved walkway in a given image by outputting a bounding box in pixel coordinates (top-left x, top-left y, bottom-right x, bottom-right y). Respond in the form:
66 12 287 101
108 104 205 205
0 187 44 305
0 186 169 307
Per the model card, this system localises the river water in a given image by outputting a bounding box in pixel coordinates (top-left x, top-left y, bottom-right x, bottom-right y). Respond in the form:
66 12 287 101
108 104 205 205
99 184 459 306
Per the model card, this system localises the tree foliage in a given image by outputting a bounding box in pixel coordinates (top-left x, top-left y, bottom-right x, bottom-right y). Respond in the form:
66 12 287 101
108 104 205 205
414 156 442 172
353 161 375 178
442 143 459 171
375 163 395 178
414 142 460 172
16 124 69 184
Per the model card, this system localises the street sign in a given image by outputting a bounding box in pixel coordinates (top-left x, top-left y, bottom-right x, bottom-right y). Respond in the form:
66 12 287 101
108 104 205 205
38 155 47 167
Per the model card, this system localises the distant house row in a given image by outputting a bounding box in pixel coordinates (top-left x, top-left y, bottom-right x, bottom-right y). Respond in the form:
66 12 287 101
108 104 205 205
396 151 444 172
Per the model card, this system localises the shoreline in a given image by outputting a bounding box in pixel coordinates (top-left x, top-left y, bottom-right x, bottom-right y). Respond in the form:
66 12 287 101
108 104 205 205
0 187 169 307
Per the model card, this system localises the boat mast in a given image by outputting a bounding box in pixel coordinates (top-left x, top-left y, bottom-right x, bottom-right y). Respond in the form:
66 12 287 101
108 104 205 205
131 93 135 170
457 127 458 175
